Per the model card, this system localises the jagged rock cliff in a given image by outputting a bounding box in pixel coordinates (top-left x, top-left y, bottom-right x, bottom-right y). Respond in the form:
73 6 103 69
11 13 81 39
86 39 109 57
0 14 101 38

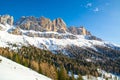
52 18 67 33
0 15 13 25
0 14 101 40
68 26 91 35
15 16 67 33
15 16 89 35
15 16 42 31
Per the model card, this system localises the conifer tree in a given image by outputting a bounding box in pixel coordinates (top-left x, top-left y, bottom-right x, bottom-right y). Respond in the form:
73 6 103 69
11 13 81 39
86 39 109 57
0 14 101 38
58 66 69 80
77 74 83 80
69 71 75 80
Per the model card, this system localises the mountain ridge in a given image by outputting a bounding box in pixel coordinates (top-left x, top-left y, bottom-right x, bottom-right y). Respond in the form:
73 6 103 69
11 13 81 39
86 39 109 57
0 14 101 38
0 14 120 79
0 14 102 41
0 15 91 35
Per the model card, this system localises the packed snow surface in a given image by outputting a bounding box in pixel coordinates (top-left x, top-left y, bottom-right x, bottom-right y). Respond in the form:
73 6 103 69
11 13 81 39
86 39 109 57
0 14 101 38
0 55 51 80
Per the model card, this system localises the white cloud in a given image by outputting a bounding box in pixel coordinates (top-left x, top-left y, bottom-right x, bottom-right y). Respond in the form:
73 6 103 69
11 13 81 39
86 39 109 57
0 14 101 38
86 3 92 7
93 7 99 12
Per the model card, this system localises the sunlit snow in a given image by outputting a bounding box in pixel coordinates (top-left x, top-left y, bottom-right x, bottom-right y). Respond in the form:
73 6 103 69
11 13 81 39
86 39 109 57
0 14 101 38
0 56 51 80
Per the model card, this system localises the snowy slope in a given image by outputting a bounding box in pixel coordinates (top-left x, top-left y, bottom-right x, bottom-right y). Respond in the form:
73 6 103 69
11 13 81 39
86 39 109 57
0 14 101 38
0 23 120 54
0 30 105 51
0 55 51 80
0 23 120 80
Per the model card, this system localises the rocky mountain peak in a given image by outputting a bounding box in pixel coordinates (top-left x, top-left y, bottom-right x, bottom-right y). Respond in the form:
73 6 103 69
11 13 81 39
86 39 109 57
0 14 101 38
52 18 67 33
79 27 91 35
0 15 14 25
0 14 93 36
53 18 66 26
68 26 91 35
14 15 92 35
15 16 43 31
15 16 67 33
15 16 37 25
39 16 52 31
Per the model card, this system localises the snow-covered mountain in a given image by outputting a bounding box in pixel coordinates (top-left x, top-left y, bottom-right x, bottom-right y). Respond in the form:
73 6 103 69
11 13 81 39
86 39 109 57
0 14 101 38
0 15 120 54
0 14 120 79
0 55 51 80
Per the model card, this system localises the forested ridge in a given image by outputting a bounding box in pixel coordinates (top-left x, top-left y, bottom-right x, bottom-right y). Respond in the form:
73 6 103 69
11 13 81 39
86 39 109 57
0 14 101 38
0 45 120 80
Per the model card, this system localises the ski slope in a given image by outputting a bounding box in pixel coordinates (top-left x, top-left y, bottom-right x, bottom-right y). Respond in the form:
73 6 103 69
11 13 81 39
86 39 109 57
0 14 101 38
0 55 51 80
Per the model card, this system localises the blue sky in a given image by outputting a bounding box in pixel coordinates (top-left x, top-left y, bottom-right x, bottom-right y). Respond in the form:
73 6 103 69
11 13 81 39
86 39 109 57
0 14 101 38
0 0 120 44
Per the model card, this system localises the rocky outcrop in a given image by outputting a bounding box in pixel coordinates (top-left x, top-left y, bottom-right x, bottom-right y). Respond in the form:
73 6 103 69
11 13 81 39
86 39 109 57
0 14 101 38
24 32 77 39
0 15 13 25
0 15 101 40
15 16 67 33
68 26 91 35
9 27 22 35
15 16 42 31
15 16 92 35
0 15 91 35
85 35 102 41
80 27 91 35
52 18 67 33
39 16 52 31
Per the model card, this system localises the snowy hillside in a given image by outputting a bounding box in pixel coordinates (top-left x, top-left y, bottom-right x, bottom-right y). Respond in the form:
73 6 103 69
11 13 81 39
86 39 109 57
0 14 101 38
1 15 120 80
0 55 51 80
0 15 120 53
0 23 120 55
0 54 120 80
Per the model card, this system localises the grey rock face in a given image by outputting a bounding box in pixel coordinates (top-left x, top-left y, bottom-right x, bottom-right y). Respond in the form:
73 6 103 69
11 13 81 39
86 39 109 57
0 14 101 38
15 16 67 33
0 15 14 25
15 16 92 35
39 16 52 31
68 26 91 35
0 14 101 40
15 16 42 31
24 32 77 39
52 18 67 33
